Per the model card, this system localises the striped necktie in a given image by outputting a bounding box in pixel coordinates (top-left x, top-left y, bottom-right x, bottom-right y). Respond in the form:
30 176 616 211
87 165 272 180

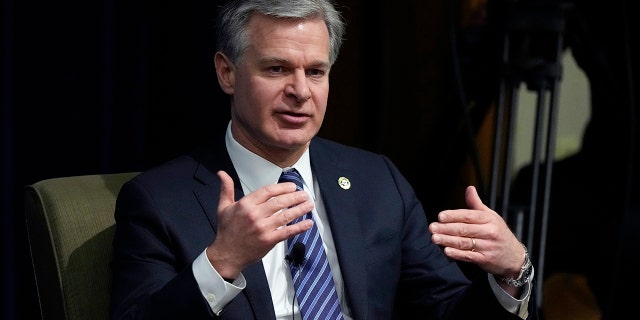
278 168 344 320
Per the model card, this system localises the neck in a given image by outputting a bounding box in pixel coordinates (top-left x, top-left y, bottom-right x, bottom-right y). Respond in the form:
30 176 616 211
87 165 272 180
230 124 308 168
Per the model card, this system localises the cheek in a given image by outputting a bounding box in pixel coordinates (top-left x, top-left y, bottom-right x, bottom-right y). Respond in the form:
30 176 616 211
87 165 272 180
234 78 276 113
312 85 329 114
247 77 280 101
315 100 327 120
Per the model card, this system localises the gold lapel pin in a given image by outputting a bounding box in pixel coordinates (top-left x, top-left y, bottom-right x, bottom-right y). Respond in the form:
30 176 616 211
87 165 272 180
337 177 351 190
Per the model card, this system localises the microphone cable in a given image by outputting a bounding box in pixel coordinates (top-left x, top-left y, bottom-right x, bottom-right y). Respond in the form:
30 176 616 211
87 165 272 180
285 242 306 320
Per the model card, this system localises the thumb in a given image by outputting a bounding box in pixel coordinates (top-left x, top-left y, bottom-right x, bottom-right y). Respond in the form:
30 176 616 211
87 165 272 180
217 170 236 210
465 185 490 211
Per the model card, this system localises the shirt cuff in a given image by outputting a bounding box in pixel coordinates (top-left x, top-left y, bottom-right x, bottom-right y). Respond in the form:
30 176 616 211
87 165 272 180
192 249 246 315
488 267 534 319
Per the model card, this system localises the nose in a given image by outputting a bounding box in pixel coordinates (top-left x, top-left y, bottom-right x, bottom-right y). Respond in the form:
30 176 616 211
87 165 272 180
285 70 311 103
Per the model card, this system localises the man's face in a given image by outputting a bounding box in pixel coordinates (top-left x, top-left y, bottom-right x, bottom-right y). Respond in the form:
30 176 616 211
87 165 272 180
220 13 331 162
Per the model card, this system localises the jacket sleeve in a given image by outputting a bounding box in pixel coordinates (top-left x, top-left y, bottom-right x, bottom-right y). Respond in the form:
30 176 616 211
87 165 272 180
109 178 215 319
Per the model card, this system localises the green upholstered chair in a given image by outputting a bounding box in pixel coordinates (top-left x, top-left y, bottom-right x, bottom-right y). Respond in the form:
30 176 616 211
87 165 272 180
24 172 139 320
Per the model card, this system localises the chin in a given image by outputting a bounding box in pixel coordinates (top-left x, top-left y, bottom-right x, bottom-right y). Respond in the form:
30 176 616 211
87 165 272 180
278 136 311 149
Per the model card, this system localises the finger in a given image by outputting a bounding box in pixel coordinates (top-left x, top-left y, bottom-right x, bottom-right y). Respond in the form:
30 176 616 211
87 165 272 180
436 209 480 225
275 217 314 239
247 182 299 207
264 187 310 212
270 195 314 225
431 220 475 237
436 186 493 224
217 170 236 210
431 228 477 246
465 185 490 211
442 245 480 263
431 234 481 262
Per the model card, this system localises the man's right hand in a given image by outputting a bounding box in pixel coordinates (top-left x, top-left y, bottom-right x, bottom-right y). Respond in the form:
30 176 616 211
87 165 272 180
206 170 314 280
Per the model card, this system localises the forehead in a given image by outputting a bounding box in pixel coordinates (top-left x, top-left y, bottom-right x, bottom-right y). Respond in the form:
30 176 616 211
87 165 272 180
245 13 330 58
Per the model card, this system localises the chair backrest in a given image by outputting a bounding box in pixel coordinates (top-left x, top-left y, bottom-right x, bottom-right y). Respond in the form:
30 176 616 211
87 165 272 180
24 172 139 320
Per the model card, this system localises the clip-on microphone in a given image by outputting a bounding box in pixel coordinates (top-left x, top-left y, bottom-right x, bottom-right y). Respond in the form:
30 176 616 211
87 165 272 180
286 242 306 267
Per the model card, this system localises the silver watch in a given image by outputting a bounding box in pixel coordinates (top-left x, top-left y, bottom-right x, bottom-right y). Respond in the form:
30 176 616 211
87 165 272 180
495 244 533 287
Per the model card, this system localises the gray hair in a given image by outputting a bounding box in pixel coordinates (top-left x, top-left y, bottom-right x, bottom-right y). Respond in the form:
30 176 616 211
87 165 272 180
215 0 345 66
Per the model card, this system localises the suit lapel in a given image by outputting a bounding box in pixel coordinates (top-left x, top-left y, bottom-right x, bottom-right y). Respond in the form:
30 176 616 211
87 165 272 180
310 140 369 319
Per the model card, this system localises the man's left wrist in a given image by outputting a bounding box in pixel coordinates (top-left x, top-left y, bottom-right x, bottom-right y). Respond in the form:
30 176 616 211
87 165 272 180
494 243 533 287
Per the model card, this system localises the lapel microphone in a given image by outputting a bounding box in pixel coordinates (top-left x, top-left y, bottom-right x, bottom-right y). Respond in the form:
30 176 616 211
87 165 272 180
286 242 306 267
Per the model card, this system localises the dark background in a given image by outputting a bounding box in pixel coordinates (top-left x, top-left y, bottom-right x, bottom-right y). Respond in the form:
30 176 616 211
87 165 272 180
2 0 638 319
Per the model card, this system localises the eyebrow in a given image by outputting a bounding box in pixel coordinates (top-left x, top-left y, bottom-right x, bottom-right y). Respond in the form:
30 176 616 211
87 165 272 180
257 56 330 70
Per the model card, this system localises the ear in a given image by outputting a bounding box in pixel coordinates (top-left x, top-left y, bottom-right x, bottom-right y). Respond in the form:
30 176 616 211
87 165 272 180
214 52 235 95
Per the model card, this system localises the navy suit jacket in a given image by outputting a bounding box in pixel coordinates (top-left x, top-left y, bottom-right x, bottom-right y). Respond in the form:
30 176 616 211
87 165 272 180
110 133 538 319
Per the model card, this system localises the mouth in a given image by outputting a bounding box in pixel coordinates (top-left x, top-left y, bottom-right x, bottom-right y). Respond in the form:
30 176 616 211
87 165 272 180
277 111 310 125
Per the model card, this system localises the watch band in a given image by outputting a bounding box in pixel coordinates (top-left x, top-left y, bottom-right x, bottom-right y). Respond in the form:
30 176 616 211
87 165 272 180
495 243 533 287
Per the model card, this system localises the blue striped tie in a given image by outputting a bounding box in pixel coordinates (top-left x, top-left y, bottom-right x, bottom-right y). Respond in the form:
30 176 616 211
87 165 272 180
278 168 344 320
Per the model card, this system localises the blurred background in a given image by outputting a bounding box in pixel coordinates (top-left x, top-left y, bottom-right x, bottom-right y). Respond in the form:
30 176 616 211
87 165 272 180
2 0 638 319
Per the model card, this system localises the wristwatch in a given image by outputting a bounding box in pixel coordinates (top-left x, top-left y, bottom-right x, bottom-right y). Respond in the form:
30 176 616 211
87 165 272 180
495 244 533 287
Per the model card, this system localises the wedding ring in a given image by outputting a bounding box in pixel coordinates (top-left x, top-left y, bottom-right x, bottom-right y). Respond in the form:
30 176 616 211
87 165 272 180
471 238 476 252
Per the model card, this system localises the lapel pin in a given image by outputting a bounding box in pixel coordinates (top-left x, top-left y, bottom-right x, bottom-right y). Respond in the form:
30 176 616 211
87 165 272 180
337 176 351 190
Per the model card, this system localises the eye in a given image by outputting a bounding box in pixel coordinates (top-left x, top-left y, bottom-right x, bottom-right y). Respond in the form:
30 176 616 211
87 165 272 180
307 69 325 78
268 66 285 73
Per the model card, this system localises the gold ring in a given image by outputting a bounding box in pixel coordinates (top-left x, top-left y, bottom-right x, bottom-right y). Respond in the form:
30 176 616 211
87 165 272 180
471 238 476 252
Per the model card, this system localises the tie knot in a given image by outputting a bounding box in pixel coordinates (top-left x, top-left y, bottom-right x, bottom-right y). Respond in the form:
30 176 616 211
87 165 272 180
278 168 303 191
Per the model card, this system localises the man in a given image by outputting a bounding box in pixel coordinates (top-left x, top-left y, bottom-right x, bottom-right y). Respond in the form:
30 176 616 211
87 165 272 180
110 0 537 319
